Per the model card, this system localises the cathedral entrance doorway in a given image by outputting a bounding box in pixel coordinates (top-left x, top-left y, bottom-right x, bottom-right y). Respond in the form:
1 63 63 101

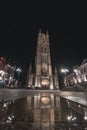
41 79 49 90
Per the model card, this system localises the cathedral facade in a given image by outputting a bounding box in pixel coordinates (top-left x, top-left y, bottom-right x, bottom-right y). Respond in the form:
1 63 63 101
26 30 59 90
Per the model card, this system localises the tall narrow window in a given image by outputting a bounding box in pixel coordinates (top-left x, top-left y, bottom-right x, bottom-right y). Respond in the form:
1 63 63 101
41 47 43 52
45 48 46 53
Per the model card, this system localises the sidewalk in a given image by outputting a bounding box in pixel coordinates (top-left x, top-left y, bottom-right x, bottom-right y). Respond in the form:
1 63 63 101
62 85 87 92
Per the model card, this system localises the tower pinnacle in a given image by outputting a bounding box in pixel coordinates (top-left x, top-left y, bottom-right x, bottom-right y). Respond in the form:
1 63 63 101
39 29 41 34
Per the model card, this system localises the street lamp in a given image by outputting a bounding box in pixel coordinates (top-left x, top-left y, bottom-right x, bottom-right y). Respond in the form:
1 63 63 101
61 68 69 87
61 68 69 73
16 68 22 84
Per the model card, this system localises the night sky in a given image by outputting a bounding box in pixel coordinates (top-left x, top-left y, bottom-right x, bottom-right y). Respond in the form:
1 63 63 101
1 1 87 85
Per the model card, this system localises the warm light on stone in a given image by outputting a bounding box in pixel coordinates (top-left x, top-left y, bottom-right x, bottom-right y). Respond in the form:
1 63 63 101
41 96 50 105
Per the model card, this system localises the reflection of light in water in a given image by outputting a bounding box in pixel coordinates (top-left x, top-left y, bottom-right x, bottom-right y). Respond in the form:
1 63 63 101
6 113 15 123
6 116 12 123
78 105 81 107
41 96 50 105
84 107 87 120
67 116 72 120
72 117 76 121
3 103 7 107
67 116 77 121
84 116 87 120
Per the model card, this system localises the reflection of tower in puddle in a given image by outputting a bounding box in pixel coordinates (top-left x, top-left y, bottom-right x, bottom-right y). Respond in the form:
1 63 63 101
33 93 61 129
55 96 62 122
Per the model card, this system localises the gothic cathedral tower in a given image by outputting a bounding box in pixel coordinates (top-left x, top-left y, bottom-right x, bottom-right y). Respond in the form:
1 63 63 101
27 30 59 90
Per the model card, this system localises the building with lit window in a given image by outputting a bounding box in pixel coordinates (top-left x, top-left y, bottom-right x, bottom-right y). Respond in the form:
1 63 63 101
66 59 87 87
0 57 16 88
26 30 59 90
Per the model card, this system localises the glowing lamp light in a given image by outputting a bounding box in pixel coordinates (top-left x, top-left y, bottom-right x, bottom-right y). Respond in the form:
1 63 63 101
61 68 69 74
61 69 65 73
3 103 7 108
84 116 87 120
67 116 72 120
0 70 5 76
16 68 22 72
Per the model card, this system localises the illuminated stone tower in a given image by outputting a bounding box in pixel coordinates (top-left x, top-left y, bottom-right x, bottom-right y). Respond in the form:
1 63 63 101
27 30 59 90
